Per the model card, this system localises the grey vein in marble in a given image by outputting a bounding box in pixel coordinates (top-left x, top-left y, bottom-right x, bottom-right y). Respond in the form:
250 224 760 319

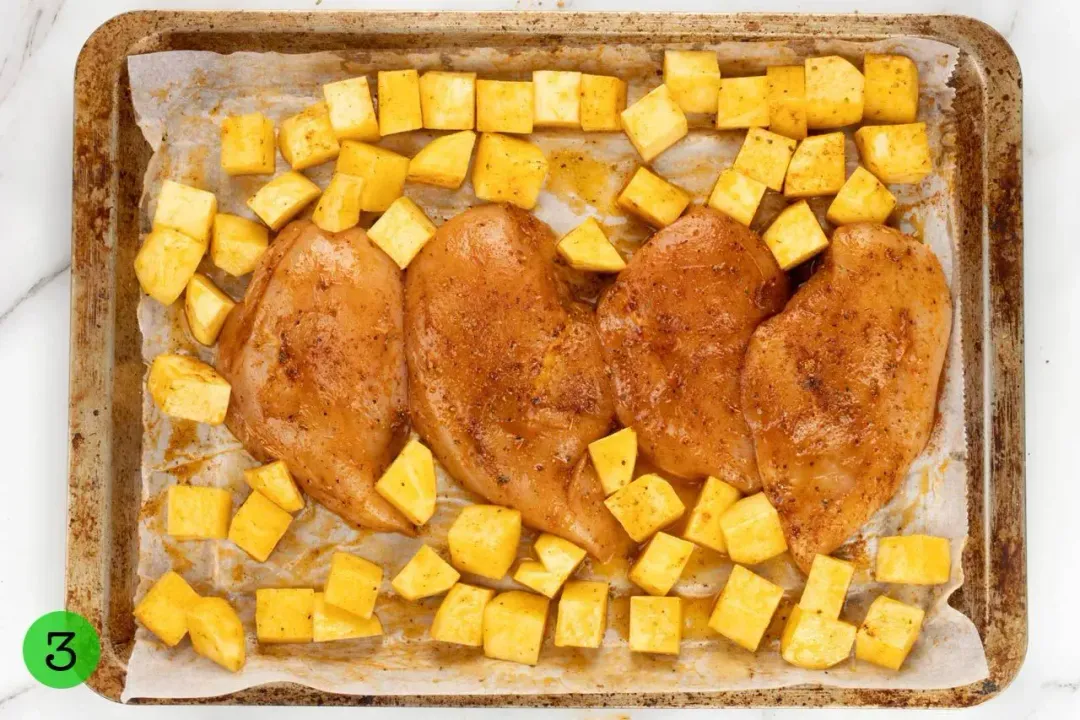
0 261 69 329
0 0 64 108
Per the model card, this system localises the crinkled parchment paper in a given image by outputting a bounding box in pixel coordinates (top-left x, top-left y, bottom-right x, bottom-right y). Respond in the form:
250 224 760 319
121 36 987 702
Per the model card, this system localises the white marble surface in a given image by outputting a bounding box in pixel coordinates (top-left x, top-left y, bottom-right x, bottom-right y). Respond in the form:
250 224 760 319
0 0 1074 717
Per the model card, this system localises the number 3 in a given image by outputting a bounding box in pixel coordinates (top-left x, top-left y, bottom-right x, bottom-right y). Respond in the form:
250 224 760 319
45 631 76 672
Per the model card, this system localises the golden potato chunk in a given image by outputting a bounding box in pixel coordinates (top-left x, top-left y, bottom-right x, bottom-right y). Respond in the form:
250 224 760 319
243 461 304 513
313 592 383 642
555 580 608 648
580 74 627 131
407 130 477 189
556 217 626 272
663 50 721 113
322 76 381 142
799 554 855 618
378 69 423 136
392 545 461 601
629 595 681 655
430 583 495 647
533 70 582 128
875 535 951 585
682 476 741 554
246 171 322 231
784 132 847 198
854 123 932 184
716 76 770 129
826 166 897 225
534 534 587 579
324 551 383 620
133 571 201 647
483 591 550 665
375 437 438 525
863 54 919 124
154 180 217 243
184 273 234 346
220 112 276 175
312 172 366 234
733 127 797 192
617 167 690 228
766 65 808 141
708 564 784 652
781 605 856 669
719 492 788 565
135 227 207 305
419 71 476 130
804 56 865 129
476 80 534 134
278 102 340 171
148 354 231 425
167 485 232 540
588 427 638 496
336 141 410 212
367 197 438 270
629 532 695 596
604 473 685 543
620 84 688 162
707 168 767 227
855 595 925 670
187 597 245 672
472 132 549 210
228 490 293 562
255 588 315 643
513 561 563 599
447 504 522 580
762 200 830 270
211 213 268 277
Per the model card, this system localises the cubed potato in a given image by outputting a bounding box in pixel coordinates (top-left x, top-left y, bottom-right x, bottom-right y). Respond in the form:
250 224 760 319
780 605 857 669
875 535 951 585
378 69 423 136
184 273 235 346
278 102 340 171
708 564 784 652
863 54 920 124
533 70 582 128
732 127 797 192
246 171 322 230
762 200 830 270
682 476 741 554
854 123 932 184
588 427 638 496
556 217 626 272
804 56 865 129
407 130 477 189
555 580 608 648
419 71 476 130
430 583 495 647
513 560 563 598
392 545 461 601
447 504 522 580
629 595 681 655
135 227 207 305
324 552 383 620
629 532 696 596
312 172 366 233
784 132 847 198
855 595 925 670
766 65 808 141
313 592 383 642
604 473 686 543
148 354 231 425
472 132 549 210
579 74 627 132
187 597 246 672
167 485 232 540
211 213 268 277
620 84 688 162
476 80 534 134
716 76 770 129
154 180 217 243
220 112 276 175
799 554 855 618
719 492 788 565
133 571 201 647
534 533 587 579
617 167 690 228
367 197 438 270
243 460 304 513
228 490 293 562
707 168 767 227
826 166 897 225
663 50 721 113
322 76 381 141
375 437 438 525
336 141 410 212
483 591 550 665
255 588 315 643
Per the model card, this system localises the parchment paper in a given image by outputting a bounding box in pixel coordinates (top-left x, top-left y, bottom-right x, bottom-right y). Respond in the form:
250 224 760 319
121 36 988 702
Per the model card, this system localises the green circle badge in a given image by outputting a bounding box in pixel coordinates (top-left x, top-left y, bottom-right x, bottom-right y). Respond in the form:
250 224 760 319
23 611 101 689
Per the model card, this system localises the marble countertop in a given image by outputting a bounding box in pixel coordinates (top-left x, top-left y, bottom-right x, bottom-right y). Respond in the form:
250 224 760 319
0 0 1074 718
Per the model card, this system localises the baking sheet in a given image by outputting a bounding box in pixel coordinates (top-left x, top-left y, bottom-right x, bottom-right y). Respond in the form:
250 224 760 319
121 36 988 702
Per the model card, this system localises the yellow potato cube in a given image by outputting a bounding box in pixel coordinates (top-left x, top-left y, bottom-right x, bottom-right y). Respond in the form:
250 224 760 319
708 564 784 652
407 130 477 189
533 70 582 128
826 166 897 225
617 167 690 228
336 141 410 212
663 50 721 113
588 427 638 496
154 180 217 243
430 583 495 647
580 74 627 132
278 102 340 171
211 213 268 277
854 123 932 184
534 533 587 579
184 273 234 346
187 597 245 673
863 54 920 124
766 65 808 141
246 171 322 231
555 580 608 648
513 561 563 599
135 227 207 305
228 490 293 562
604 473 686 543
629 595 681 655
324 552 383 620
707 168 767 227
392 545 460 601
784 132 847 198
620 84 688 162
719 492 788 565
378 69 423 136
367 197 437 270
855 595 925 670
375 437 438 525
322 76 380 141
255 588 314 643
220 112 276 175
313 592 383 642
148 354 231 425
419 71 476 130
805 56 865 129
682 476 741 554
167 485 232 540
629 532 695 596
763 200 830 271
732 127 797 192
799 554 855 618
447 504 522 580
875 535 951 585
483 591 550 665
716 76 770 129
133 571 201 647
476 80 534 134
312 172 365 234
243 461 304 513
472 132 549 210
556 217 626 272
780 605 857 669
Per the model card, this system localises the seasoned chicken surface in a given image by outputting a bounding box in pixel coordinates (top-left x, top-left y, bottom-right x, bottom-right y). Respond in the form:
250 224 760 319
741 223 952 572
405 204 628 560
596 208 790 493
217 220 412 534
